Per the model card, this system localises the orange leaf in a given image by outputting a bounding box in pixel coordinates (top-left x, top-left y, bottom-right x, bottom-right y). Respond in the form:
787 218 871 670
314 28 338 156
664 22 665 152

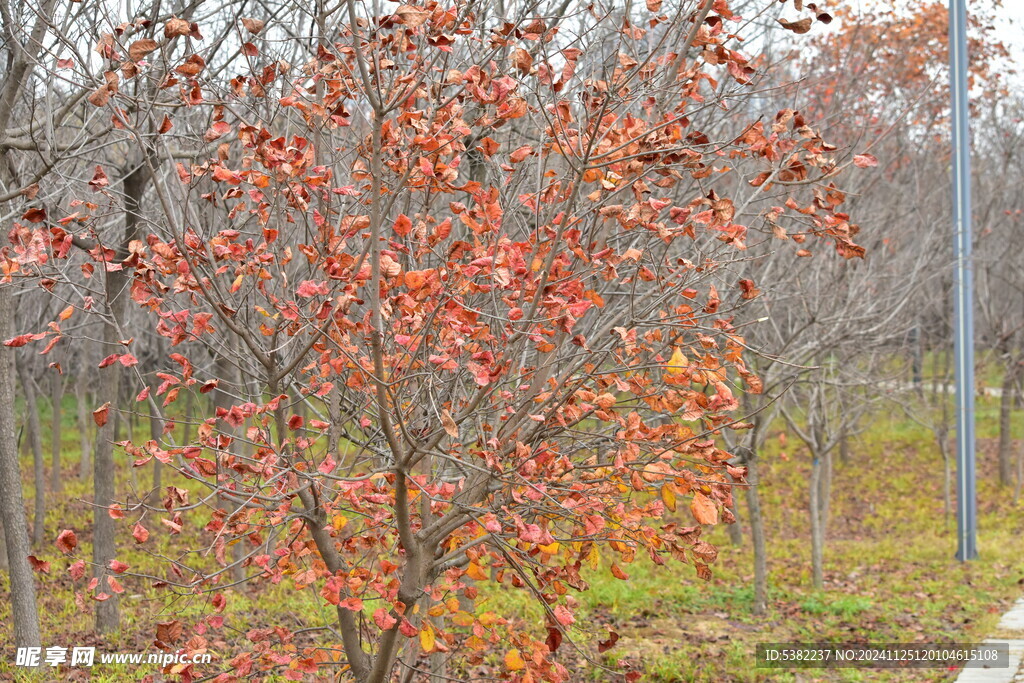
690 491 718 525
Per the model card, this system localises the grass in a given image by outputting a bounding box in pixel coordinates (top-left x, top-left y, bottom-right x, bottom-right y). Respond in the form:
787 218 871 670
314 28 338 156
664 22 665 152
1 382 1022 682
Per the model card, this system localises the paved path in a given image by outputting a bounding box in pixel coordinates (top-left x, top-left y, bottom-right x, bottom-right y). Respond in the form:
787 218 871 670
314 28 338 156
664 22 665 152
955 599 1024 683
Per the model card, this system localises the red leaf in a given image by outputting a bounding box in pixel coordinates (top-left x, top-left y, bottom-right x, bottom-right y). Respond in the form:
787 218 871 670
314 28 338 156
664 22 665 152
339 597 363 611
398 618 418 637
4 334 36 347
598 631 620 653
553 604 575 626
161 517 183 533
22 207 46 223
27 555 51 573
393 214 412 237
69 559 86 580
92 402 110 427
56 529 78 555
296 280 328 298
853 153 878 168
204 120 231 142
373 608 398 630
109 560 129 574
546 627 563 652
133 522 150 544
89 165 110 191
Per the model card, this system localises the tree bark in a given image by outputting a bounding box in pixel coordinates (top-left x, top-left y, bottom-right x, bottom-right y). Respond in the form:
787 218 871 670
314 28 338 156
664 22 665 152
50 359 63 493
0 285 42 650
149 411 163 498
997 361 1017 486
77 366 91 479
726 494 743 546
213 352 245 583
17 362 46 548
808 452 824 590
741 428 768 615
93 163 149 633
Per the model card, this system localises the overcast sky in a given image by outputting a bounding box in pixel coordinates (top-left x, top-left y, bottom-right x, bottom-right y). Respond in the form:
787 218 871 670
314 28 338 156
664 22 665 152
992 2 1023 65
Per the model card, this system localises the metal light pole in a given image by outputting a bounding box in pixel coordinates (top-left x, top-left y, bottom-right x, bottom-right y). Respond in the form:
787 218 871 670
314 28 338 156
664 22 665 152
949 0 977 561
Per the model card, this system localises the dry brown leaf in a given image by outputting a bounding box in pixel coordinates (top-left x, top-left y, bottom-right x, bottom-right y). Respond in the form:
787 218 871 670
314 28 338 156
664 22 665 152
440 409 459 438
128 38 158 62
164 17 190 39
241 17 265 34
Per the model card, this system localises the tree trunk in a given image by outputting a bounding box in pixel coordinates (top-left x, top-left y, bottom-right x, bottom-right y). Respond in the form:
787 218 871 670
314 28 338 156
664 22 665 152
808 452 824 590
911 325 923 395
77 368 91 479
997 362 1016 486
49 362 63 493
93 163 149 634
838 424 850 465
1014 438 1023 504
742 431 768 615
17 363 46 548
150 411 163 498
726 494 743 546
213 352 246 584
93 267 128 633
820 447 833 537
937 426 952 525
0 285 43 650
182 387 194 444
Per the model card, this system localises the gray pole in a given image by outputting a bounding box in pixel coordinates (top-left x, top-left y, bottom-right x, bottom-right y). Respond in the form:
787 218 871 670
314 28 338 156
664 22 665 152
949 0 977 561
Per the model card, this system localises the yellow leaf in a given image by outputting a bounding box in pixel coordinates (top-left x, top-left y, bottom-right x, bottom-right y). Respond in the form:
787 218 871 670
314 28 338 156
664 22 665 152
466 562 488 581
666 347 688 376
420 624 435 652
451 611 474 626
661 483 677 511
537 542 560 555
504 648 526 671
332 515 348 531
